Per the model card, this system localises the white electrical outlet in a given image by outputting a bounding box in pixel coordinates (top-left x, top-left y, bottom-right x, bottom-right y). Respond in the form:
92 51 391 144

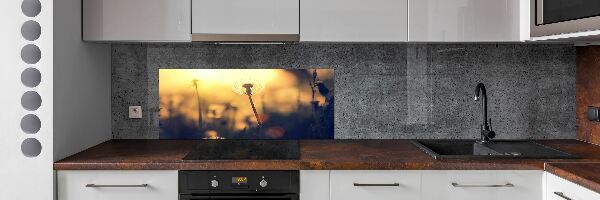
129 106 142 119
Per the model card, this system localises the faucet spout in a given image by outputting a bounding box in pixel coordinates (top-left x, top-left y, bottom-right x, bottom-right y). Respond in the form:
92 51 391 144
474 83 495 142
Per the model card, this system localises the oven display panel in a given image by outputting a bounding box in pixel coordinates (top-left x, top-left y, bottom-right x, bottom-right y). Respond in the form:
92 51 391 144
232 177 248 186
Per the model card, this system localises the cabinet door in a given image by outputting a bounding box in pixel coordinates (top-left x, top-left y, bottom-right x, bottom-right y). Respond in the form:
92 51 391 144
330 170 420 200
301 0 408 42
409 0 528 42
192 0 299 40
57 170 178 200
421 170 543 200
300 170 330 200
83 0 191 41
545 172 600 200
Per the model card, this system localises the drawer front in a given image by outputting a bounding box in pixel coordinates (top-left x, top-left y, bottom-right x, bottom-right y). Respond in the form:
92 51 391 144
422 170 543 200
300 170 330 200
57 170 178 200
330 170 420 200
545 172 600 200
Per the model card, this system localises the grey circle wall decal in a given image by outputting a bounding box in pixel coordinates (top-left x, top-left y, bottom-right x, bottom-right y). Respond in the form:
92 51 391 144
21 68 41 87
21 138 42 157
21 0 41 17
21 91 42 111
21 20 41 41
21 44 41 64
20 114 41 134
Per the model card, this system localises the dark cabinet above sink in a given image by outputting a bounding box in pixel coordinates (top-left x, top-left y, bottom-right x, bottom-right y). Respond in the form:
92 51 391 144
411 140 578 160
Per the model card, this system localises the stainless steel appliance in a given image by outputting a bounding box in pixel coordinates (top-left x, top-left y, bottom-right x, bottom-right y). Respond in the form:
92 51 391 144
179 171 299 200
532 0 600 37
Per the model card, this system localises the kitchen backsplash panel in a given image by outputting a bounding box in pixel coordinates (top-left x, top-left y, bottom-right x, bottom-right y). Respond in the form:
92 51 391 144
112 43 576 139
158 69 335 139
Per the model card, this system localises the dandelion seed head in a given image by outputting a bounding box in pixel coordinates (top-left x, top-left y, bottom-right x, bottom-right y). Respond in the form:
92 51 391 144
232 78 264 95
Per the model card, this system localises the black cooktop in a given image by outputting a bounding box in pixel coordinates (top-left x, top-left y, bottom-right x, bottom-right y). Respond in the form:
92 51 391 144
183 140 300 160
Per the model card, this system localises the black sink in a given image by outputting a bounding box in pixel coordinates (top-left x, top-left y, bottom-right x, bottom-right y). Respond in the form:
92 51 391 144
412 140 578 160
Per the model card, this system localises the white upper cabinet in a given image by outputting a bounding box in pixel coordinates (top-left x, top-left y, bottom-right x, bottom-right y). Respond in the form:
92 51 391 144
191 0 300 41
80 0 532 42
409 0 530 42
83 0 191 42
300 0 408 42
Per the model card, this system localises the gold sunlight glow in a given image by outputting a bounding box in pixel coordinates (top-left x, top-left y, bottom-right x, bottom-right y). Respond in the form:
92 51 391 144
159 69 334 139
160 69 278 93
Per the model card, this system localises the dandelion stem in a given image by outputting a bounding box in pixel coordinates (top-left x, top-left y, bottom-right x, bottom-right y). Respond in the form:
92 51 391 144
310 69 317 102
193 80 203 129
243 83 262 127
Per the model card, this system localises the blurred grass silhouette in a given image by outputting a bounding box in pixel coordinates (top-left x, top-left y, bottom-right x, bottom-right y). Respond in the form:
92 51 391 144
159 69 334 140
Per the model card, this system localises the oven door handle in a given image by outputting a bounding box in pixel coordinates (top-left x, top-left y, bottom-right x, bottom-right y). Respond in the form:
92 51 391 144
180 194 298 200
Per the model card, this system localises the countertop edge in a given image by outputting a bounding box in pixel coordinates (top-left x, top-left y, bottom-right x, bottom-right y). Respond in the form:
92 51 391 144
54 161 544 171
545 162 600 194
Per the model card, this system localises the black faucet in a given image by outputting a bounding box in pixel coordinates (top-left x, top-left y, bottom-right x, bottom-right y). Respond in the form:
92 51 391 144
474 83 495 142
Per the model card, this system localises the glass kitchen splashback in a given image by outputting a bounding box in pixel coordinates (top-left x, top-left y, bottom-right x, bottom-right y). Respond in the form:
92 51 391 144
159 69 334 139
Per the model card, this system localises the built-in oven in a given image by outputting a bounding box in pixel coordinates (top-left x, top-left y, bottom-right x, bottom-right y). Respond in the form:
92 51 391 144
179 171 299 200
179 194 298 200
532 0 600 37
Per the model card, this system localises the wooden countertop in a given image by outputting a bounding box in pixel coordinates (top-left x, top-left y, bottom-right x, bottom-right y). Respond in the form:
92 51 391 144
54 139 600 170
545 162 600 194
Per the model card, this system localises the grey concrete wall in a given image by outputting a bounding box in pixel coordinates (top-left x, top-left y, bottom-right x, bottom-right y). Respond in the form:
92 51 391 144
112 43 576 139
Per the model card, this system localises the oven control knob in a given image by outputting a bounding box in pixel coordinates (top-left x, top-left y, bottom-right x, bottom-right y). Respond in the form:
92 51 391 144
259 179 268 188
211 180 219 188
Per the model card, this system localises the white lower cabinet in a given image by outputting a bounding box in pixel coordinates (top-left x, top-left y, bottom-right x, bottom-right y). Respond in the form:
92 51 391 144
421 170 543 200
330 170 421 200
57 170 178 200
545 172 600 200
301 170 330 200
317 170 543 200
